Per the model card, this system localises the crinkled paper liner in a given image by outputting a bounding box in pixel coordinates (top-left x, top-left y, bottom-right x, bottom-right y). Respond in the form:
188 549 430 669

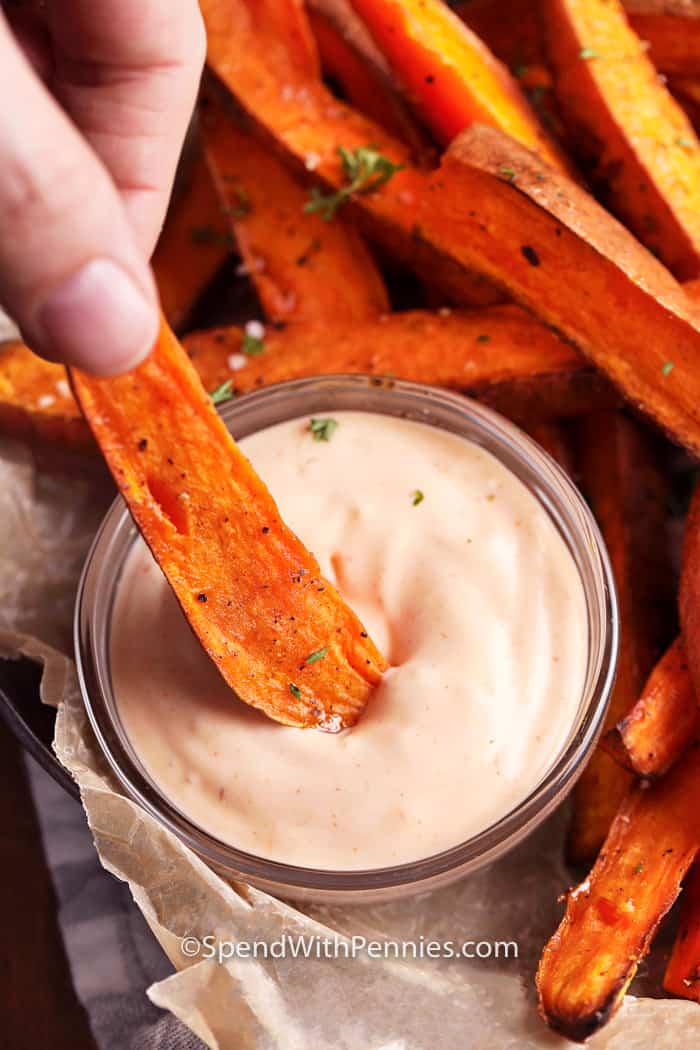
1 438 699 1049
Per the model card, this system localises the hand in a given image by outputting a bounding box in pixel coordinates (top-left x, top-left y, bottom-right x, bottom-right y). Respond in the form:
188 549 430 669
0 0 205 374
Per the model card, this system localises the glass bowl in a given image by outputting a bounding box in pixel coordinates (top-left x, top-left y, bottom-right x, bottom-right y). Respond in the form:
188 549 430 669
74 375 618 903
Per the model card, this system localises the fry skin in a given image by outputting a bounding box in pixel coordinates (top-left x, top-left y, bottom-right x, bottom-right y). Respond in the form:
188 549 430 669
70 319 387 730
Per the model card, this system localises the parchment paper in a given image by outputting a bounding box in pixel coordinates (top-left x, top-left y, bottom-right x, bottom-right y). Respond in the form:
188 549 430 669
1 435 699 1049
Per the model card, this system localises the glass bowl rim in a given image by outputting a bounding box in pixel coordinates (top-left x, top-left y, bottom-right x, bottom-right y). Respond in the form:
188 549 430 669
74 374 618 901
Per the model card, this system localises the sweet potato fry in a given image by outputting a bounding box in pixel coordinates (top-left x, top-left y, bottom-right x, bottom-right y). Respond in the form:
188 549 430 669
307 1 431 156
543 0 700 279
604 638 698 778
200 96 389 324
452 0 568 142
425 126 700 456
347 0 568 169
537 737 700 1042
681 485 700 698
151 151 231 330
664 859 700 1001
0 341 92 451
567 412 672 862
0 309 613 451
183 306 614 422
201 0 503 306
203 1 700 454
70 319 386 730
456 0 700 79
625 1 700 78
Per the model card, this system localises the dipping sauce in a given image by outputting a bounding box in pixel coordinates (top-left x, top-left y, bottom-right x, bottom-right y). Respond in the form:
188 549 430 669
111 411 588 870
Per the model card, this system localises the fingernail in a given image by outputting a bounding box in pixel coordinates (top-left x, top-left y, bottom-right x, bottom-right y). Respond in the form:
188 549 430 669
39 259 158 375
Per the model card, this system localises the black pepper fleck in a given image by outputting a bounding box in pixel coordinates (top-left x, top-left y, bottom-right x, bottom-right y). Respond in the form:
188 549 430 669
197 593 208 603
521 245 540 266
138 438 148 451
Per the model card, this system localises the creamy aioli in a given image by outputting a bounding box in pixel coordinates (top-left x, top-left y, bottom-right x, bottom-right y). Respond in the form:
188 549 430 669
111 411 588 870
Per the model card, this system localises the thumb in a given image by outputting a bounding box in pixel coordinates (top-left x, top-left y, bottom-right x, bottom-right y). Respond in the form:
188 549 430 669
0 14 159 375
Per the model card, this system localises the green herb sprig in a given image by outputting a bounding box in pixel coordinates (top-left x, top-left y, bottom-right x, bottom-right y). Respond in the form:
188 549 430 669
210 380 235 406
305 646 328 665
305 146 404 221
309 418 338 442
241 332 266 355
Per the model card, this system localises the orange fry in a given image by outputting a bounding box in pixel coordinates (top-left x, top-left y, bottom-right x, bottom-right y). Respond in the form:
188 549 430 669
664 860 700 1001
307 2 431 156
544 0 700 279
0 310 613 451
347 0 568 169
537 738 700 1041
70 320 386 730
604 638 698 778
182 306 613 422
202 0 700 457
567 412 672 862
200 95 389 324
152 151 231 329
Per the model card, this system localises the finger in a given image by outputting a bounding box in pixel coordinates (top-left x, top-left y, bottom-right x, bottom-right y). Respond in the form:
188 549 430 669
3 4 54 82
46 0 206 255
0 13 159 374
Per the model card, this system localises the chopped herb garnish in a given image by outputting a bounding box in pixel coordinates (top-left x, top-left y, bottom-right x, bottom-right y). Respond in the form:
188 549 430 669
476 334 491 343
289 683 302 700
579 47 599 60
514 63 529 79
499 166 517 183
210 379 235 405
241 332 266 355
304 145 404 221
662 360 675 376
633 861 644 875
309 417 338 442
305 646 328 665
411 489 425 506
676 136 694 148
221 185 251 219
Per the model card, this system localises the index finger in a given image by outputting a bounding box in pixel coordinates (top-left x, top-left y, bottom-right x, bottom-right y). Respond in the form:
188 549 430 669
46 0 206 254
